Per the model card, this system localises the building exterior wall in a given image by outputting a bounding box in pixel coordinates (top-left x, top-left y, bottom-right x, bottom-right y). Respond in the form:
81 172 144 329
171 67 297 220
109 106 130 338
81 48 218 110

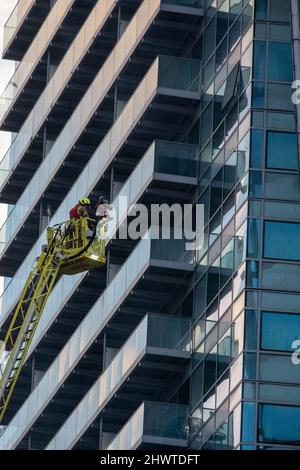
0 0 299 451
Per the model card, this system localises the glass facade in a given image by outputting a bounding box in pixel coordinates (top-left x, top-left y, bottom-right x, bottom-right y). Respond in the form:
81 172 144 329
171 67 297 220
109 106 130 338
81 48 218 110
1 0 300 452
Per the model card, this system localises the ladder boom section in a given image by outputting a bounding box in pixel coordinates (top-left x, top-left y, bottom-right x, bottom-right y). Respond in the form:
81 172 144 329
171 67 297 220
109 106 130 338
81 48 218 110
0 217 105 424
0 247 61 423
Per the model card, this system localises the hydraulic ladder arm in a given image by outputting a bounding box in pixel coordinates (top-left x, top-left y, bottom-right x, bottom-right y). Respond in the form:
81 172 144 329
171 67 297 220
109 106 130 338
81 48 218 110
0 217 105 424
0 228 62 423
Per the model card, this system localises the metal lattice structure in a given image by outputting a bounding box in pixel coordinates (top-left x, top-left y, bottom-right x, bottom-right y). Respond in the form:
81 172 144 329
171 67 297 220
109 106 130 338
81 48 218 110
0 218 105 423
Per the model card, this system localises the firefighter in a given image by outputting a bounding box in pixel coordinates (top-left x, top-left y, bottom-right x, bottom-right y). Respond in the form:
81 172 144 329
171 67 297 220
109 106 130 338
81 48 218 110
69 197 91 219
69 197 92 242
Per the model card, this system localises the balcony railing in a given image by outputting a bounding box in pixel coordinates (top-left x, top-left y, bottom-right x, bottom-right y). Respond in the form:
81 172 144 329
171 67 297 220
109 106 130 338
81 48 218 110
0 55 200 266
2 0 35 53
0 0 75 125
0 228 192 450
45 313 190 450
107 402 188 450
0 139 197 344
0 0 203 199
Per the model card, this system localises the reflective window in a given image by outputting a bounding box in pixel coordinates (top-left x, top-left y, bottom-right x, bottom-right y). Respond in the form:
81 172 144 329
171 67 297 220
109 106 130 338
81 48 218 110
207 258 220 304
244 310 258 350
242 402 255 443
264 221 300 261
210 170 223 216
265 172 300 201
252 82 265 108
250 129 263 168
243 352 256 380
261 311 300 352
262 261 300 291
269 0 290 22
222 63 240 110
267 132 298 170
253 41 266 80
268 43 293 82
258 404 300 445
224 152 237 198
248 218 261 258
259 353 300 384
267 112 296 131
191 363 204 409
204 348 217 394
249 170 262 198
255 0 267 20
259 384 300 405
268 83 294 112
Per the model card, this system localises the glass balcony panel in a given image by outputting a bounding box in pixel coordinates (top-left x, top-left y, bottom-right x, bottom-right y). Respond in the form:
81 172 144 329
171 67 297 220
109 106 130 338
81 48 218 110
126 248 139 290
158 56 201 92
102 53 114 94
0 0 74 122
83 8 96 46
37 373 49 411
58 343 70 382
103 283 114 320
0 0 117 193
147 315 190 350
91 296 103 338
120 419 132 449
103 365 112 403
150 228 194 264
65 413 76 448
121 98 134 143
137 0 150 38
111 352 122 391
149 0 162 19
111 115 122 157
80 313 92 353
154 141 198 177
73 30 85 66
3 0 34 51
122 334 136 375
27 394 38 426
131 403 144 446
0 43 200 267
77 400 88 435
107 401 188 450
143 402 188 439
88 381 99 421
62 44 74 84
1 307 190 448
0 138 195 446
100 134 111 169
49 358 59 395
124 15 137 55
133 77 147 122
55 426 66 451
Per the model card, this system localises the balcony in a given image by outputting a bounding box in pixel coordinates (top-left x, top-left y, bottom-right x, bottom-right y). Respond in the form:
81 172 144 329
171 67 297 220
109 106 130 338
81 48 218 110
0 0 203 199
0 0 100 132
0 139 197 428
106 402 188 450
0 139 197 358
46 314 190 450
0 229 193 449
0 54 201 277
2 0 50 61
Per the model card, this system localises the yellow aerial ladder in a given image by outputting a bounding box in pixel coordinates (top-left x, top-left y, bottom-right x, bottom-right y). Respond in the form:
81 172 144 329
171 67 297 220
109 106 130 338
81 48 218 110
0 217 105 424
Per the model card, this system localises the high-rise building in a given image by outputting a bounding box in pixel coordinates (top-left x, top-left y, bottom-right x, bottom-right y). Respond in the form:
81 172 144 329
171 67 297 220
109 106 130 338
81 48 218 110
0 0 299 451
